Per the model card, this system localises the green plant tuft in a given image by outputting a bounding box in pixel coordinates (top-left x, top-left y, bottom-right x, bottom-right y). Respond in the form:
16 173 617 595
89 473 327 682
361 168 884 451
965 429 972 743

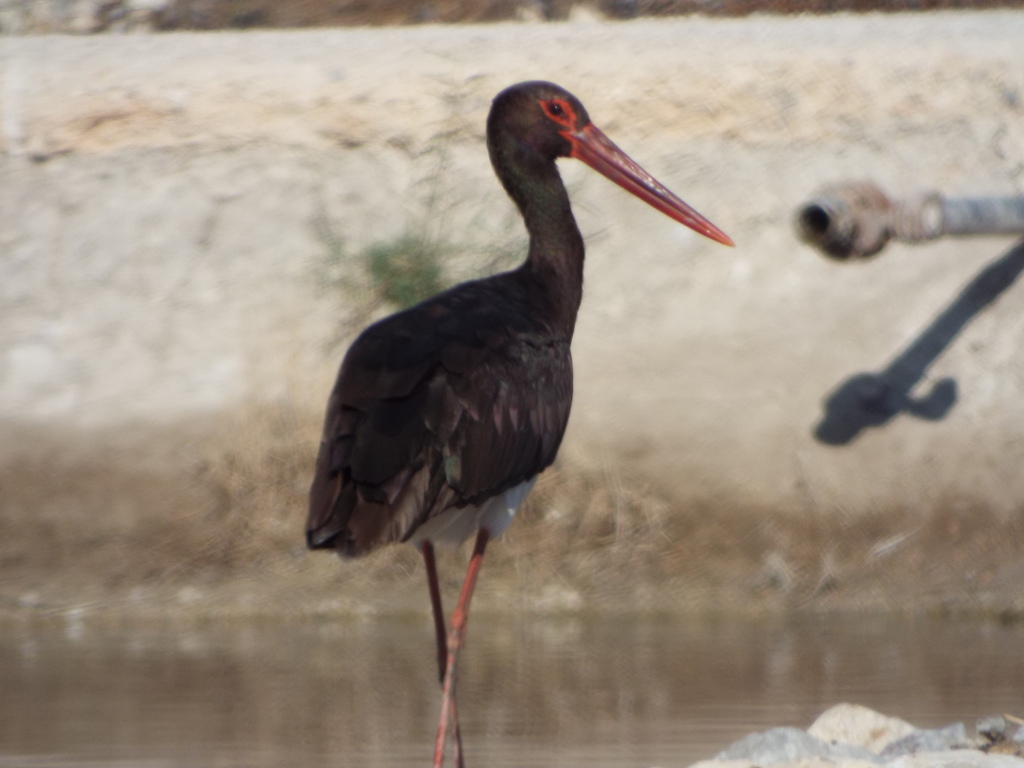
363 234 446 310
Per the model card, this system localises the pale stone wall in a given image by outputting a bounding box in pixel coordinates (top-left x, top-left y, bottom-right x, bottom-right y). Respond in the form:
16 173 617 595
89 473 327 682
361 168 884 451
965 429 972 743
2 13 1023 513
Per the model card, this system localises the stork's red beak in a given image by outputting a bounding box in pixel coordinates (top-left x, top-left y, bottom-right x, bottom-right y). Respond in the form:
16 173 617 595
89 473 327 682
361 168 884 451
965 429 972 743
567 123 734 247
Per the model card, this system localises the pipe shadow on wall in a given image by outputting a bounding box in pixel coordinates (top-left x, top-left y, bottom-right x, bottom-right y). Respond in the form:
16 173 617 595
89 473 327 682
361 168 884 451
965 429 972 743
814 238 1024 446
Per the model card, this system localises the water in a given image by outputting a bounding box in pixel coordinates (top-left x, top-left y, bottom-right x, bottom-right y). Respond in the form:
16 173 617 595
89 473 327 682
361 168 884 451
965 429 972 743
1 612 1022 768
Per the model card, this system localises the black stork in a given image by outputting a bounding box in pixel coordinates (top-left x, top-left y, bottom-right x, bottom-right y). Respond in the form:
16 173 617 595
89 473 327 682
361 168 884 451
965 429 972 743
306 80 733 768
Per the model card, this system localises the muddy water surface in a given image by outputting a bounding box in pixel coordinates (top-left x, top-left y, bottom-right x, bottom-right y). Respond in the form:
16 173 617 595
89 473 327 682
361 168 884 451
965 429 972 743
2 613 1022 768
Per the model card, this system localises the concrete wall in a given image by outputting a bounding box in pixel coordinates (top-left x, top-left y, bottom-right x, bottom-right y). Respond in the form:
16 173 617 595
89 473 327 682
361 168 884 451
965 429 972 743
2 12 1023 514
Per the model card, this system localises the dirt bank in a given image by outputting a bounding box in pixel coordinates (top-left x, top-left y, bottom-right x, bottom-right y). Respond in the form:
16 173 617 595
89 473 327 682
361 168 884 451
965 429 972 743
2 407 1022 621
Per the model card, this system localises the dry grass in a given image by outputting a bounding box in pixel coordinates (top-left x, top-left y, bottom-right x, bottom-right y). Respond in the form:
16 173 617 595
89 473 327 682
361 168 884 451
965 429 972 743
13 0 1024 34
151 0 1024 30
3 399 1023 621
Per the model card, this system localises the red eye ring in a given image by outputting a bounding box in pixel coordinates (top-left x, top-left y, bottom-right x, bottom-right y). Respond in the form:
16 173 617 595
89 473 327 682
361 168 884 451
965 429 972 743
542 99 574 128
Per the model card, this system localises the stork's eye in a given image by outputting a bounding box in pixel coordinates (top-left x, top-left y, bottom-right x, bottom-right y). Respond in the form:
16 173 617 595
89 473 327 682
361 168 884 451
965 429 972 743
542 99 574 128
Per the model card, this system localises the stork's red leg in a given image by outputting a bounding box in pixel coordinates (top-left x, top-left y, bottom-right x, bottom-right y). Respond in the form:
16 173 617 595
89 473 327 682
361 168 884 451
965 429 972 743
433 529 490 768
423 542 465 768
422 542 448 679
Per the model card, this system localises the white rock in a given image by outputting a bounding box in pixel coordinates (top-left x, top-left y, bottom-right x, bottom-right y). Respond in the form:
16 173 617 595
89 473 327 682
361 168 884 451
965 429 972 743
716 727 880 765
809 704 918 754
887 750 1024 768
689 759 759 768
692 759 876 768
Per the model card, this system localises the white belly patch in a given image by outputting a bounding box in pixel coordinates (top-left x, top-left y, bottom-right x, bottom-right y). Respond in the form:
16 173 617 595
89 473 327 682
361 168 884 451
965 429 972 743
409 477 537 549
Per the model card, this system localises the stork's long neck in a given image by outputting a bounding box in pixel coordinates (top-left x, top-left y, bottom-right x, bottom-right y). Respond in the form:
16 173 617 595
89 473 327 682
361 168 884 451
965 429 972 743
490 143 585 339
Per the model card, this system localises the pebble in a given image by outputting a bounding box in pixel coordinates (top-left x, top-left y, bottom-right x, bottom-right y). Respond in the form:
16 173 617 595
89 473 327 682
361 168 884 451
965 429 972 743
977 717 1009 743
880 723 973 759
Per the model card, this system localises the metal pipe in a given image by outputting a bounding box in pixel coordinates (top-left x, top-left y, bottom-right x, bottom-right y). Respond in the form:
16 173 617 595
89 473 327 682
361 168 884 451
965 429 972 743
941 197 1024 236
795 181 1024 261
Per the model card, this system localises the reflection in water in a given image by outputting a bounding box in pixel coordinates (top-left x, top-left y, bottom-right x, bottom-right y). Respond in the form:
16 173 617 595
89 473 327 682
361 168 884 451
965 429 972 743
1 613 1022 768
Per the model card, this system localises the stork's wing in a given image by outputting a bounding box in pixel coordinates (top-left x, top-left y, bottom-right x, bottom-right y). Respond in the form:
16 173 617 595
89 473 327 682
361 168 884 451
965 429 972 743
306 282 572 557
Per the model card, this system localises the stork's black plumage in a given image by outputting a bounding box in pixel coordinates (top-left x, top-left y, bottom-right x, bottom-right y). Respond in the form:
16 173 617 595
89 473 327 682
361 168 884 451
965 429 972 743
306 80 732 768
306 264 575 555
